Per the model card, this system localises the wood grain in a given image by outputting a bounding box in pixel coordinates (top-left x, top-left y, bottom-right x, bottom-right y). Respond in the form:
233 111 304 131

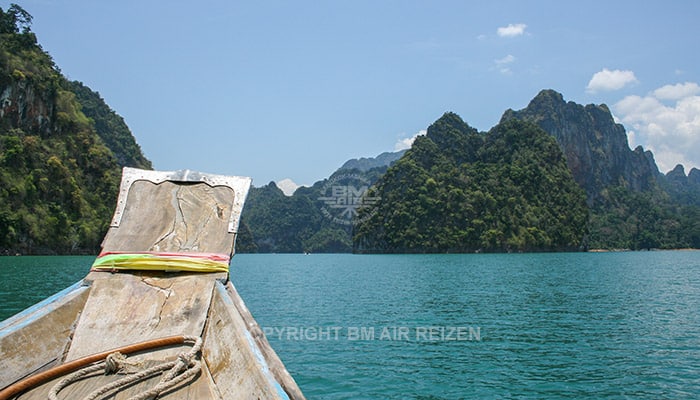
64 271 226 362
203 282 288 399
2 172 305 399
0 284 90 388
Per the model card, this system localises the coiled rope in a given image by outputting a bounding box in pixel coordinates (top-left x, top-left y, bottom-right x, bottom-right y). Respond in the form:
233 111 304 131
0 335 202 400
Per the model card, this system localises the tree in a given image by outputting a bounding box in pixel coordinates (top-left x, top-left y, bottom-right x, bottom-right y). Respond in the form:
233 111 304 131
0 4 33 34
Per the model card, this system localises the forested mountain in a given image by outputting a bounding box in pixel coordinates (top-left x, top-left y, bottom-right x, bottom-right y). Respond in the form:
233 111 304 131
502 90 700 250
0 5 150 254
352 91 699 253
353 114 589 253
661 164 700 207
501 90 659 203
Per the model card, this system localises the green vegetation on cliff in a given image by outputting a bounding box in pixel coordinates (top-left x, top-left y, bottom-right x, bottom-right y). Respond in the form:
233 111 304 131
503 90 700 250
68 81 151 170
353 113 589 253
586 186 700 250
240 182 334 253
0 5 150 254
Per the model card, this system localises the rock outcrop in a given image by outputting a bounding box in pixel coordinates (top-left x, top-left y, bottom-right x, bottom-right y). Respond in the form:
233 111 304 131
0 77 54 136
501 89 658 203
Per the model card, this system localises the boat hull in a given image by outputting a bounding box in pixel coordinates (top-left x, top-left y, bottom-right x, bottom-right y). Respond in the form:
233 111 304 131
0 271 304 399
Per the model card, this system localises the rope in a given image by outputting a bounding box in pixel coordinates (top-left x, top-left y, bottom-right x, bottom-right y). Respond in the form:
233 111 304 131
104 352 132 374
0 336 186 400
47 335 203 400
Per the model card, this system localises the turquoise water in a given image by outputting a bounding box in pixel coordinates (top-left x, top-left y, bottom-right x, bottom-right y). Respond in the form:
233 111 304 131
0 255 93 320
2 252 700 398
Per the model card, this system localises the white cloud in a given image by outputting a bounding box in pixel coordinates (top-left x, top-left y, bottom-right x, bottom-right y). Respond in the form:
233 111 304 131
495 54 515 64
614 84 700 172
652 82 700 101
586 68 639 93
276 178 300 196
494 54 515 74
497 23 527 38
394 130 426 151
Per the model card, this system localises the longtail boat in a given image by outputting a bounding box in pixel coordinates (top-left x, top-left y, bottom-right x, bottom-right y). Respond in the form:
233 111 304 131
0 167 305 399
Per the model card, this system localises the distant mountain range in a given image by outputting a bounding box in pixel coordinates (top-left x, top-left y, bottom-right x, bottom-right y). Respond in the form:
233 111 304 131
236 152 399 253
338 150 406 172
242 90 700 253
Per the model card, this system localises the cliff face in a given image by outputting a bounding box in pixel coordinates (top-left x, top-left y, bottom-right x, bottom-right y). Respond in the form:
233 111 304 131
501 90 658 203
0 78 54 136
690 168 700 185
499 90 699 249
662 164 700 207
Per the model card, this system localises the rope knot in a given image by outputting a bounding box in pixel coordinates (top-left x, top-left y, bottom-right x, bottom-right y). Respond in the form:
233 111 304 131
177 352 193 367
104 352 127 374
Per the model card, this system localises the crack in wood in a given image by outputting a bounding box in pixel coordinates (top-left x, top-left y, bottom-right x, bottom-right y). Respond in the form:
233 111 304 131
140 277 174 328
151 186 184 251
175 186 189 250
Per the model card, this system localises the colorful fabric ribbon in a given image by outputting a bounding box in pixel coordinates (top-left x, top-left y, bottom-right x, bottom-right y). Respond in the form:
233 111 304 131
91 251 231 273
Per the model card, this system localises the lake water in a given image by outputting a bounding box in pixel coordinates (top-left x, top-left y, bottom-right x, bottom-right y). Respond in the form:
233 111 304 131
1 252 699 399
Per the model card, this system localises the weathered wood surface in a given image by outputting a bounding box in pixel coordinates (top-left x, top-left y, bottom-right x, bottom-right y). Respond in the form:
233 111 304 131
0 282 90 388
65 271 226 362
101 181 236 255
203 282 291 400
10 274 303 400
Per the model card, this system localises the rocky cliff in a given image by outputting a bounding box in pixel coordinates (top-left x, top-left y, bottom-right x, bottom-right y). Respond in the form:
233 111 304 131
501 90 699 249
501 89 658 204
0 77 53 136
662 164 700 207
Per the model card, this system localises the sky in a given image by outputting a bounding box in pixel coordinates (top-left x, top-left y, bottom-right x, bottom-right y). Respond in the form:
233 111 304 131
6 0 700 188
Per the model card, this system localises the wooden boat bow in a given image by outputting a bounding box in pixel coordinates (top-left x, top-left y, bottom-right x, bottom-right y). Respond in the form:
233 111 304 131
0 167 305 399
